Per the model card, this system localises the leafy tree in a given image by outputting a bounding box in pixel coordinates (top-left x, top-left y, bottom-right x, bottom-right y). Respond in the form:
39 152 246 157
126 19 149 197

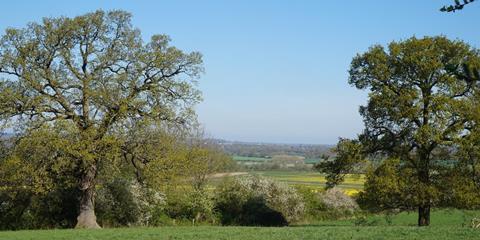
0 125 82 229
315 138 364 189
0 10 202 228
357 159 413 212
119 121 189 187
349 36 480 226
186 133 236 191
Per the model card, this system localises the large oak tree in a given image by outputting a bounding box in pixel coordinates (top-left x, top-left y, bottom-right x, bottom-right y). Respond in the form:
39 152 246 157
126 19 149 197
0 10 202 228
349 36 480 226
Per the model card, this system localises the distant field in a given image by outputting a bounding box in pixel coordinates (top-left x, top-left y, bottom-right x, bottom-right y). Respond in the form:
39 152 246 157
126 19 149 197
303 158 322 164
232 155 271 162
232 155 322 164
208 170 364 195
253 171 364 195
2 209 480 240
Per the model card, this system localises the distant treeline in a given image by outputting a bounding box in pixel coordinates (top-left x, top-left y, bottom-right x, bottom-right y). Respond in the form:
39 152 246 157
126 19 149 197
215 140 333 159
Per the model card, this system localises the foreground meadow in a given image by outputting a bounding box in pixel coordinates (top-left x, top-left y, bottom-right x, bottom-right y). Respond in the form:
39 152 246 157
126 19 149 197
2 210 479 240
1 225 478 240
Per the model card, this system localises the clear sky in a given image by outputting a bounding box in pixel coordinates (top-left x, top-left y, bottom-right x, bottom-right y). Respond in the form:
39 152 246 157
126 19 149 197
1 1 478 144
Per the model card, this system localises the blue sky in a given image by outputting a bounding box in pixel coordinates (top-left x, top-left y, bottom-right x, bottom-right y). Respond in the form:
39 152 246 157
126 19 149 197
1 1 478 144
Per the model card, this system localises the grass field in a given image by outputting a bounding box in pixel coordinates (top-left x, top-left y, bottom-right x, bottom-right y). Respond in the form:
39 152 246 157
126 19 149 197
305 209 480 227
1 209 479 239
2 210 480 240
232 155 322 164
4 173 477 239
1 226 479 240
232 156 271 162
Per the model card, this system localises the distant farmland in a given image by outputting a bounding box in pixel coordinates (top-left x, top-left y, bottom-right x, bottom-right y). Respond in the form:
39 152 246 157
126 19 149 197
254 171 364 195
232 155 323 164
229 155 364 194
232 155 271 162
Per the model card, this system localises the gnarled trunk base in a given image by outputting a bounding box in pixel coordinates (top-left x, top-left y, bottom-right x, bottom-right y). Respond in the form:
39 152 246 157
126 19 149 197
75 165 101 229
75 208 101 229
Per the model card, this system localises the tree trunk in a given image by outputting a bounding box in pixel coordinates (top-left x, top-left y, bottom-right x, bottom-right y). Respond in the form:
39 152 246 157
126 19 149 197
417 151 431 227
75 165 101 229
418 205 430 226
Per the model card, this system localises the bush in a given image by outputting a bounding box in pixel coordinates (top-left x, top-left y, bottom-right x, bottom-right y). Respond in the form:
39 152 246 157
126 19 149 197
96 179 140 227
0 187 79 230
296 186 359 221
129 181 166 226
321 187 359 212
214 175 304 226
295 186 326 220
96 179 166 227
164 189 217 224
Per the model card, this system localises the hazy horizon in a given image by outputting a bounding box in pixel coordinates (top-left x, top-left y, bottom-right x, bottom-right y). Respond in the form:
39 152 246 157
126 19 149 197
1 1 478 144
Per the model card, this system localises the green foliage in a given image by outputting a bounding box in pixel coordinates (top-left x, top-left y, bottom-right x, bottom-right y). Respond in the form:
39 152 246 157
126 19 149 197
441 0 475 12
295 187 326 218
0 121 235 229
357 159 411 211
120 124 191 189
95 179 141 227
349 36 480 225
186 143 235 191
214 175 304 226
0 126 83 230
164 188 217 224
314 138 364 189
296 186 359 221
437 166 480 209
0 10 203 227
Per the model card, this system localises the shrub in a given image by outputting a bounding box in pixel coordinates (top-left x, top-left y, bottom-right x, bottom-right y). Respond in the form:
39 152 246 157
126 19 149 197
296 186 359 221
130 181 166 226
96 179 141 227
164 188 217 224
96 179 166 227
0 187 79 230
320 187 359 212
214 175 304 226
295 186 326 220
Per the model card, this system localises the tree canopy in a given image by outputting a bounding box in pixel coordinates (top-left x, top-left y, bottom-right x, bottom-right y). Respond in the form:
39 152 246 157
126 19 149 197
0 10 203 228
320 36 480 226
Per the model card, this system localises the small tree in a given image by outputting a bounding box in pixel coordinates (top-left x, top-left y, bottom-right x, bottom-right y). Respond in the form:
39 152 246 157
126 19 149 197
0 10 202 228
186 134 235 191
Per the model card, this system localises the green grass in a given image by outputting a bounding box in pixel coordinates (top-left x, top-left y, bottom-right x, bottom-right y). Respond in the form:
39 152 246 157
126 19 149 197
303 209 480 227
1 225 479 240
1 209 479 239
